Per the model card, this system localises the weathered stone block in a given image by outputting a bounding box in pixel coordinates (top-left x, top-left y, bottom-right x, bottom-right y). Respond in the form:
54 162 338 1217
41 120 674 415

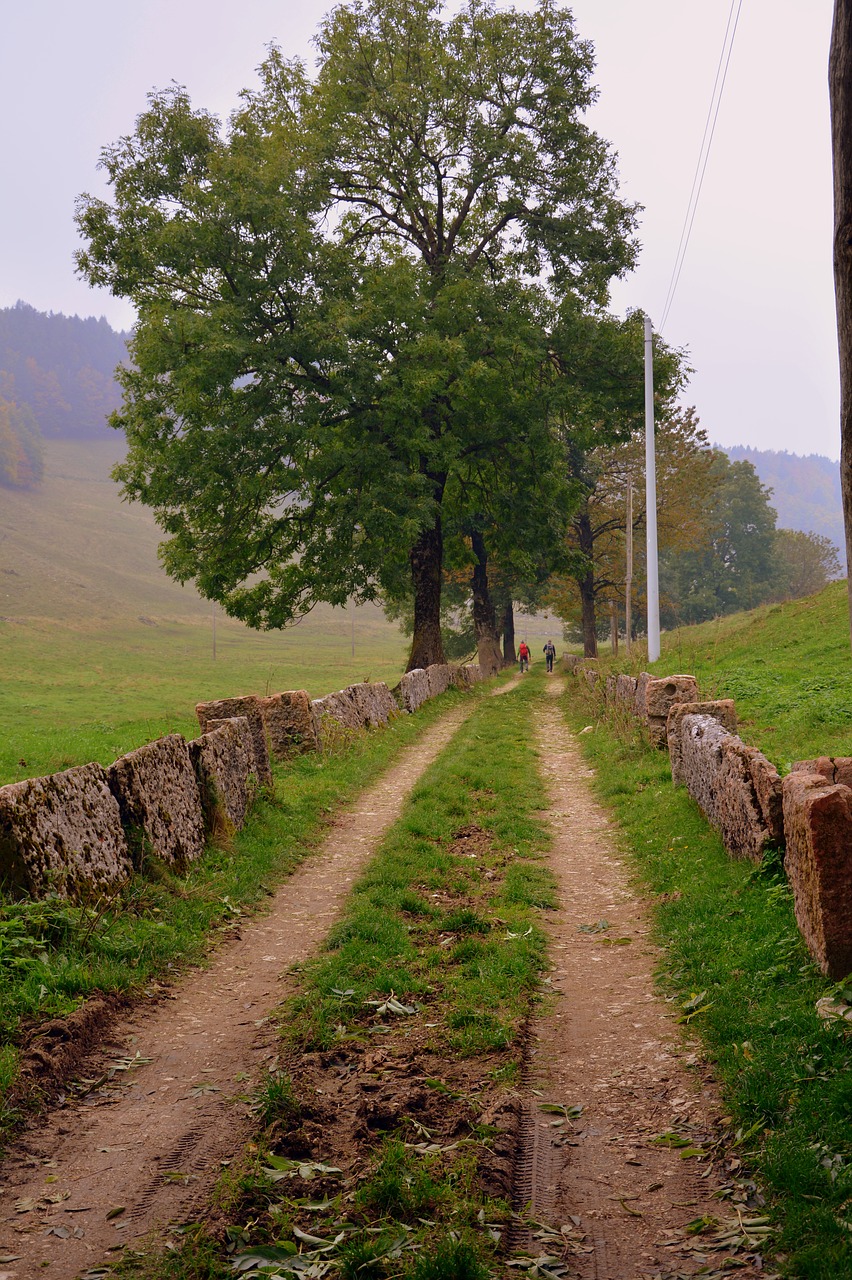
645 675 700 748
425 664 454 698
0 764 132 900
260 691 318 758
679 715 780 860
188 718 253 834
196 695 273 788
615 673 638 708
457 663 484 686
349 682 399 727
605 674 617 703
108 734 205 869
782 770 852 978
583 665 601 689
794 756 852 791
562 654 583 673
398 668 431 713
311 687 363 748
634 672 652 719
668 700 737 785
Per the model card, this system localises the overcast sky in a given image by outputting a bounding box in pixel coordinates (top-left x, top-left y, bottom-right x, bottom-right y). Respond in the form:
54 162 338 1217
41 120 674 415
0 1 838 457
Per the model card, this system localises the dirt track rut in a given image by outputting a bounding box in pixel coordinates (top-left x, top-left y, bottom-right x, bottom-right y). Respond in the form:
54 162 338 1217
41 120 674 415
0 696 489 1279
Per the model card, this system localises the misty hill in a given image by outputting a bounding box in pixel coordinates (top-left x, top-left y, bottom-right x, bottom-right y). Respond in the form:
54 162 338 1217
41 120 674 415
719 444 844 565
0 301 129 442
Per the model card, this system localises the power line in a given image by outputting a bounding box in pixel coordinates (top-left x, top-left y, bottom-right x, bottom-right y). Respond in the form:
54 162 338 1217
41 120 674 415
659 0 744 333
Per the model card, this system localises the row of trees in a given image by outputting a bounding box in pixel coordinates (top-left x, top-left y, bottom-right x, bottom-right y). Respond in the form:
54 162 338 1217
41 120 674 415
76 0 834 667
547 410 842 653
0 394 44 490
75 0 685 672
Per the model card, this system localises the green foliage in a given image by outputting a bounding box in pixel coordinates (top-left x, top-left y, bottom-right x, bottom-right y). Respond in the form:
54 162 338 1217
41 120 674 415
724 444 845 566
75 1 639 658
403 1237 490 1280
660 452 780 626
772 528 842 602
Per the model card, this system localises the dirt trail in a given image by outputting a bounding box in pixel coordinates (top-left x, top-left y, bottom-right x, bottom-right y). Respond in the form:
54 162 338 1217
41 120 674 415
0 692 501 1279
520 679 762 1279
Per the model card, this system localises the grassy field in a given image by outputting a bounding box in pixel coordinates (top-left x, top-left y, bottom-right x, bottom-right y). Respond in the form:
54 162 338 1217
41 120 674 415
0 439 411 784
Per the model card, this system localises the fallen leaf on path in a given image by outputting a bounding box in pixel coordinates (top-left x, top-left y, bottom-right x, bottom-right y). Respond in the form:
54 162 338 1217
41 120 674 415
105 1206 125 1220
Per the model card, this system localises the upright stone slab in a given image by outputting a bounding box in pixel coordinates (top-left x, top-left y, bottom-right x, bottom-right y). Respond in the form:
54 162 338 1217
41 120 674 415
108 734 205 869
605 674 617 703
188 719 253 834
634 672 652 720
196 695 273 788
398 668 431 713
425 664 454 698
0 764 132 901
260 691 318 758
644 675 700 747
783 770 852 978
349 682 399 728
457 664 484 687
668 700 737 785
678 715 781 860
563 654 583 673
615 673 638 708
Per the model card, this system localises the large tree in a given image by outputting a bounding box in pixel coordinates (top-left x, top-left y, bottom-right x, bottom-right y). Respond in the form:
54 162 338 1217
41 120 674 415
831 0 852 647
76 0 637 669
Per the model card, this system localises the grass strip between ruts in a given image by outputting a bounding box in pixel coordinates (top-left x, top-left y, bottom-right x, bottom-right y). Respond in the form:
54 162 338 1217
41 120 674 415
119 673 558 1280
0 686 471 1141
564 679 852 1280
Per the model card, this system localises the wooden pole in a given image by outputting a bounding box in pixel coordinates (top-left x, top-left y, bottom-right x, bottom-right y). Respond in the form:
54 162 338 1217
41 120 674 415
625 478 633 654
610 601 619 655
830 0 852 644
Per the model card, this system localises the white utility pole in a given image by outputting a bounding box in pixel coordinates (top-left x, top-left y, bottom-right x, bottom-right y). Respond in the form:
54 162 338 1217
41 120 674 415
644 314 660 663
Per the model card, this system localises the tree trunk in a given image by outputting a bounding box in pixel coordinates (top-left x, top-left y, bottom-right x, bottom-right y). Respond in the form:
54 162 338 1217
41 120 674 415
407 515 446 671
501 599 516 666
831 0 852 644
471 530 504 675
576 510 598 658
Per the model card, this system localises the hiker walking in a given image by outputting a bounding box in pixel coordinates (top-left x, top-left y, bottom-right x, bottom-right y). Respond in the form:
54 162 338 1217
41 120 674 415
518 640 530 674
543 639 556 673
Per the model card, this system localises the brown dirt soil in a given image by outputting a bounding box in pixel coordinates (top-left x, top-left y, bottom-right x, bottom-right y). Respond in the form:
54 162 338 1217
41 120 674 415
0 698 484 1280
516 678 769 1280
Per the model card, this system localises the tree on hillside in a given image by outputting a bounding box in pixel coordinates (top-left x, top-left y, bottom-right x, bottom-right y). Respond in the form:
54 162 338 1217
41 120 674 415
830 0 852 645
75 0 637 670
546 406 709 653
659 454 778 626
0 395 44 489
772 529 842 601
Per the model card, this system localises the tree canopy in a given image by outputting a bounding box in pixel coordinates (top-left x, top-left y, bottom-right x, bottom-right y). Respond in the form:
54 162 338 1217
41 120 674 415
75 0 639 669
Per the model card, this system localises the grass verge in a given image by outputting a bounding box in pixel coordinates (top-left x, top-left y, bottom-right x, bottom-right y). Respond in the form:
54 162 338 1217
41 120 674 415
0 689 467 1142
564 679 852 1280
118 674 558 1279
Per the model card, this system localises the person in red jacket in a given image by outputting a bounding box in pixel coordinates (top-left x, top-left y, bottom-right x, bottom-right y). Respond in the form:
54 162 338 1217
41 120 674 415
518 640 530 673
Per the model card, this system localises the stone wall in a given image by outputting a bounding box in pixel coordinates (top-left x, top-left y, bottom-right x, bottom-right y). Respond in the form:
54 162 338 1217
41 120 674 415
783 770 852 978
0 764 132 901
644 675 700 747
2 661 487 903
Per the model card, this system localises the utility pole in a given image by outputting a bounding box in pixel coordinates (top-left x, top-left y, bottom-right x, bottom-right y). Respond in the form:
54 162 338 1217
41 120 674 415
625 477 633 654
644 314 660 663
211 599 217 661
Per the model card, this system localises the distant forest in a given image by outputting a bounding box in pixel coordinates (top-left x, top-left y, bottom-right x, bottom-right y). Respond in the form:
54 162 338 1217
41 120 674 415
721 444 844 568
0 302 128 488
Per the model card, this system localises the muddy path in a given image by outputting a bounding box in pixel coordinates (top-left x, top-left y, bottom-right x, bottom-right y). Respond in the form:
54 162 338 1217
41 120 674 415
516 678 765 1279
0 691 506 1280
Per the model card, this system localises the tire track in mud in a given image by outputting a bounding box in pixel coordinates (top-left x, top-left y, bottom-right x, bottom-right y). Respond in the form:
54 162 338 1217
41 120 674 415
0 688 517 1279
511 678 762 1279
